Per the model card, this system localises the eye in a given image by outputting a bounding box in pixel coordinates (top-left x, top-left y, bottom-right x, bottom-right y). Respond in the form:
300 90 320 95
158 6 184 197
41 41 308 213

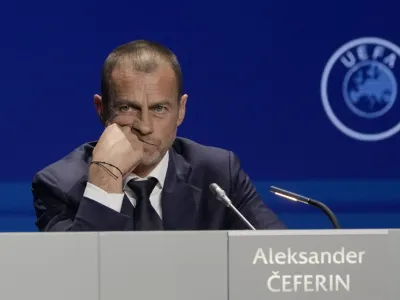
154 105 166 113
119 105 130 112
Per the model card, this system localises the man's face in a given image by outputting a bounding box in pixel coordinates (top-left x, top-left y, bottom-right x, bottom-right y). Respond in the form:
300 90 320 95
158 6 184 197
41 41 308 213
98 62 187 171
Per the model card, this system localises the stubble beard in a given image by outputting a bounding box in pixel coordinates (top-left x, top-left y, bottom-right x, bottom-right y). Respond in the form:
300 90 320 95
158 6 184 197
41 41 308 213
134 135 175 176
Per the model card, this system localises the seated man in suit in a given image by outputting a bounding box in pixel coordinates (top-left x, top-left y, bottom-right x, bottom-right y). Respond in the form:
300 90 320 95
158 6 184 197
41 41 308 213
32 40 285 231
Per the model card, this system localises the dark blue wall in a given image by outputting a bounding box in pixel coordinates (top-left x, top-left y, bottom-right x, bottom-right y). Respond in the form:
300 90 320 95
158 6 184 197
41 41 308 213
2 0 400 231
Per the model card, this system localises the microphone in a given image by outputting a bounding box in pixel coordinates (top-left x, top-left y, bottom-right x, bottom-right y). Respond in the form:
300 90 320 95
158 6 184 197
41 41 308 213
269 186 340 229
209 183 256 230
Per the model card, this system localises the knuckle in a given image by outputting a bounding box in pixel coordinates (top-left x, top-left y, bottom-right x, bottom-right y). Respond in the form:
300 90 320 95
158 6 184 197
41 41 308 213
106 123 117 133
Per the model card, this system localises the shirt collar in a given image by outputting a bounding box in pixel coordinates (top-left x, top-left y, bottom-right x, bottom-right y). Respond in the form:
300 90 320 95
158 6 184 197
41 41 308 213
123 150 169 189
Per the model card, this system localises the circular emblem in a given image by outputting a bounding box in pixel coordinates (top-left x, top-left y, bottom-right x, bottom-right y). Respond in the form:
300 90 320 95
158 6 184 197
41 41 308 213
321 37 400 141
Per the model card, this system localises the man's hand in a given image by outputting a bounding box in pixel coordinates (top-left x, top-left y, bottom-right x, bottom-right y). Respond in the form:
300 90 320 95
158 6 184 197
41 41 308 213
88 124 143 193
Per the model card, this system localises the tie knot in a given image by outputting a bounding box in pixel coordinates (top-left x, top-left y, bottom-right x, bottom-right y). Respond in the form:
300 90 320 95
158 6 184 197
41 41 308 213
127 177 158 200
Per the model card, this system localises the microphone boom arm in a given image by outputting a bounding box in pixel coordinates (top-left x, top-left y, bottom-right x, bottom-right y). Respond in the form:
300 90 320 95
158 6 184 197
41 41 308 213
270 186 340 229
308 199 340 229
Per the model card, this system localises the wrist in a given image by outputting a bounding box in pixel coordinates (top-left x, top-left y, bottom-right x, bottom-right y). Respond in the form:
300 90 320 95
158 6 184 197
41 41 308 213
90 160 123 178
88 164 123 194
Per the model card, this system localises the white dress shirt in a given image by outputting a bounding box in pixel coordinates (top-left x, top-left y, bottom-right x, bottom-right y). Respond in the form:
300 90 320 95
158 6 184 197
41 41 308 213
83 151 169 218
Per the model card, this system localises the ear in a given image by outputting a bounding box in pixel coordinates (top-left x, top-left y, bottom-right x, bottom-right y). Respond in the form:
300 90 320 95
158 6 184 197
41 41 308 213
94 94 104 123
177 94 188 126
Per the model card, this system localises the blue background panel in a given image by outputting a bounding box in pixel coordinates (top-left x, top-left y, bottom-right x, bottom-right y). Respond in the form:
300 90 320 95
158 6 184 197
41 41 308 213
1 0 400 231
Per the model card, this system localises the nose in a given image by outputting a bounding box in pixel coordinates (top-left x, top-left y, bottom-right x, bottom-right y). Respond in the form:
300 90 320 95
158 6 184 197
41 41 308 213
132 108 154 135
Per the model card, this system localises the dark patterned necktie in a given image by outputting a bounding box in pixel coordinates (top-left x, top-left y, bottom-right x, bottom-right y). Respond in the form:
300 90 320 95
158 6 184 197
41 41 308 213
127 177 163 230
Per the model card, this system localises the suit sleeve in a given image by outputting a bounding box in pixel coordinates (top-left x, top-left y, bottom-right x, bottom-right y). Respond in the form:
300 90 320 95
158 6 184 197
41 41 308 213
227 152 286 230
32 170 133 232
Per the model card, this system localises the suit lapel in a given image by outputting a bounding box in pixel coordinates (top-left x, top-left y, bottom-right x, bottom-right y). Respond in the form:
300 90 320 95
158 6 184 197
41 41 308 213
161 149 201 230
120 195 134 217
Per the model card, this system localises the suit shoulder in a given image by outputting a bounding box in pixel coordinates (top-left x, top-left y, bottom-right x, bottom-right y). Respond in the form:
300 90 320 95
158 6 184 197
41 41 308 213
173 137 237 169
32 141 96 191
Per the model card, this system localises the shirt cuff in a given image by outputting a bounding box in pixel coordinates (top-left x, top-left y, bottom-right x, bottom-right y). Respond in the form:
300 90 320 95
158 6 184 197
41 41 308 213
83 182 124 212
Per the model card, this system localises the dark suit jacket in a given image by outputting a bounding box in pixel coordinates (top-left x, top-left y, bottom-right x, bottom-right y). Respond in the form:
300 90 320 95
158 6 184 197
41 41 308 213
32 137 285 231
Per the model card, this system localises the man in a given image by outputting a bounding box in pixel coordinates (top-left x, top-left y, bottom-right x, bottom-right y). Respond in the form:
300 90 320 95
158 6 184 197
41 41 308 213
32 40 285 231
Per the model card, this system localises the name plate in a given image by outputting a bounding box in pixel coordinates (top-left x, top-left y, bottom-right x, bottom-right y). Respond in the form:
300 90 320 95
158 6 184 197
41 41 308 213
228 229 400 300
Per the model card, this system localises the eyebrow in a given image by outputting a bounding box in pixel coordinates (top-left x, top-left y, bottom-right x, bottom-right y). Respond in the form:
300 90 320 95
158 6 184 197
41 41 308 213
114 98 172 108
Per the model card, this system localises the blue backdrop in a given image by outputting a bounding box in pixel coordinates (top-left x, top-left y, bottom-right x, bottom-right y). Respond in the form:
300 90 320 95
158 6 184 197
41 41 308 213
2 0 400 231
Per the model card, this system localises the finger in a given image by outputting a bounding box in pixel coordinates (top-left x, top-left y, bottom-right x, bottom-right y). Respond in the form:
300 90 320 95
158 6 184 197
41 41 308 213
126 132 143 149
120 126 141 145
103 123 118 135
130 119 141 131
120 125 133 135
128 134 141 147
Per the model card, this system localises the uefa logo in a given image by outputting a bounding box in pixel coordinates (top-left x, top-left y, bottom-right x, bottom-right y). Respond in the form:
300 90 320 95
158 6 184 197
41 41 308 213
321 37 400 141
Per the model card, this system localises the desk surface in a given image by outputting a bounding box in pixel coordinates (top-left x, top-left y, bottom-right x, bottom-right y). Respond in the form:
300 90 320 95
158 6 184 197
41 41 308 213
0 229 397 300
